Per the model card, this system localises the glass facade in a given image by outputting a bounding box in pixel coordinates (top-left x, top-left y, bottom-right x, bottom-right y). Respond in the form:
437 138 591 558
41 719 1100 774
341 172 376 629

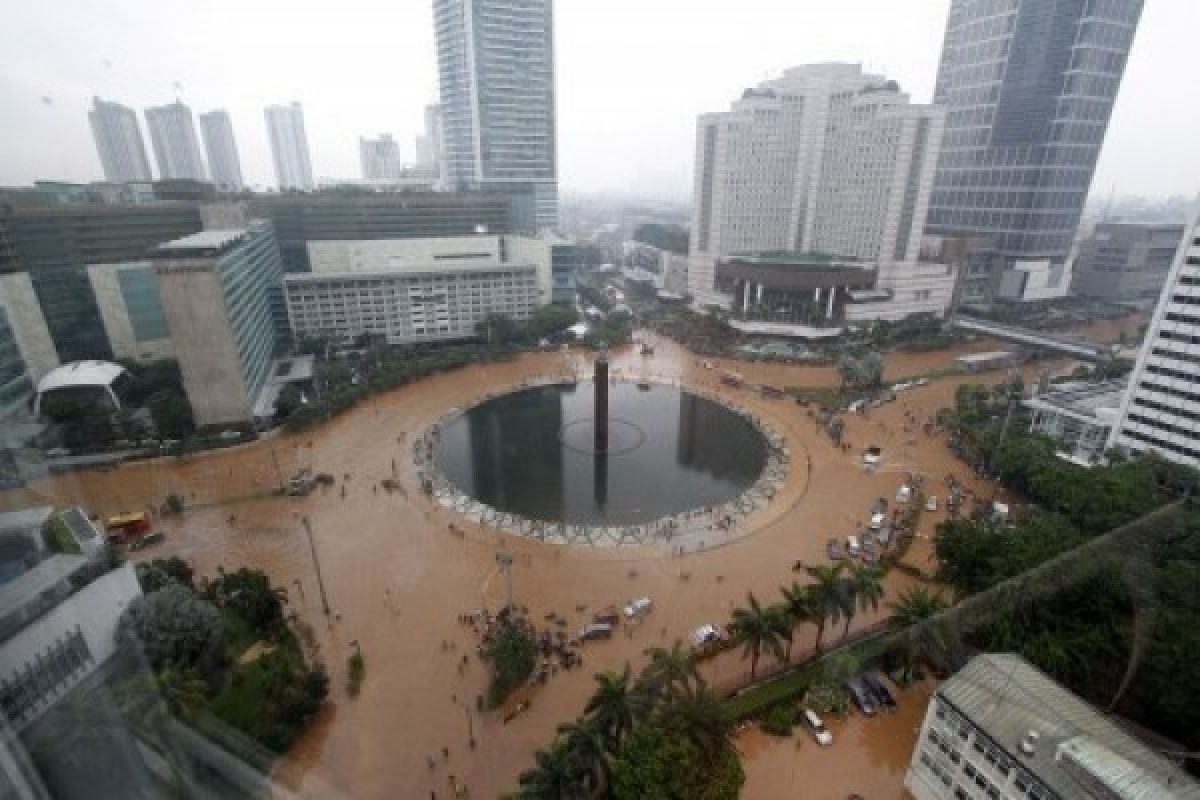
0 307 34 421
926 0 1143 277
216 226 284 406
115 267 168 343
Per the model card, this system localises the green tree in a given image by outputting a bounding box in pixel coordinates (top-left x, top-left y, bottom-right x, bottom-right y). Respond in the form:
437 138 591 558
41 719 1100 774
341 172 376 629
886 587 952 682
117 584 226 677
640 641 702 700
609 715 742 800
517 740 584 799
804 564 849 653
779 582 818 662
485 621 536 707
526 303 579 339
842 564 885 641
208 567 288 635
557 718 610 794
729 593 787 679
147 389 195 439
584 664 643 749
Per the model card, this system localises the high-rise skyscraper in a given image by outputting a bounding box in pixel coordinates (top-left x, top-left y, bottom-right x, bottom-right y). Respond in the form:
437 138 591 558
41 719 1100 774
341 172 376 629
926 0 1143 306
433 0 558 229
88 97 153 183
265 102 315 191
360 134 402 181
198 110 244 192
144 101 208 182
1109 207 1200 469
688 64 950 318
415 104 444 186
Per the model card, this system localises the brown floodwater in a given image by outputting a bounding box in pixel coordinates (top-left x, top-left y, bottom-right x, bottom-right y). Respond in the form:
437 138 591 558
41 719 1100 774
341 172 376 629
0 324 1093 799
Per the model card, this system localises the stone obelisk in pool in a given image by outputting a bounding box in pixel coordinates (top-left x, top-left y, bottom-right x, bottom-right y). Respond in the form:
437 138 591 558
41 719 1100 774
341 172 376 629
594 348 610 452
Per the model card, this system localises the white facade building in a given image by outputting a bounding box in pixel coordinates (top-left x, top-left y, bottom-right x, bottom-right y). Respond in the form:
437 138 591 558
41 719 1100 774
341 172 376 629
285 235 556 345
689 64 951 319
416 104 444 187
0 273 58 385
198 110 244 192
265 102 315 191
906 654 1197 800
1109 207 1200 467
433 0 558 229
144 101 207 182
88 97 153 183
359 134 403 182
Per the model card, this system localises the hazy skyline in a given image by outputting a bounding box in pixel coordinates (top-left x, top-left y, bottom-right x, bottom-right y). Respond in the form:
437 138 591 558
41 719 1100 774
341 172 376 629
1 0 1195 201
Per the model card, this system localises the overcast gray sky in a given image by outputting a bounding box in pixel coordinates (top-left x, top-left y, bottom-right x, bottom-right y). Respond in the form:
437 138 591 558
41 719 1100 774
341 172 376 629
0 0 1195 201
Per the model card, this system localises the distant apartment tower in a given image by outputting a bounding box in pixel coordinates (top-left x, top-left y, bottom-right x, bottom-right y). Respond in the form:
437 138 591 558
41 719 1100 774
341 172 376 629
198 110 244 192
1071 222 1185 306
88 97 153 183
926 0 1143 305
1109 208 1200 468
433 0 558 229
144 101 208 182
689 64 949 318
416 104 444 185
359 134 403 181
265 102 314 191
152 223 283 425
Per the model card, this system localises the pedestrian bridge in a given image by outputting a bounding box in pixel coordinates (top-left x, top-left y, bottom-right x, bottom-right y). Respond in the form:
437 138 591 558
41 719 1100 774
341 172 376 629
951 315 1113 362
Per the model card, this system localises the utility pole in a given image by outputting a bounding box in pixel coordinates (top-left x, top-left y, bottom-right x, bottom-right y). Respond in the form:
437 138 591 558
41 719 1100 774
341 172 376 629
302 515 331 615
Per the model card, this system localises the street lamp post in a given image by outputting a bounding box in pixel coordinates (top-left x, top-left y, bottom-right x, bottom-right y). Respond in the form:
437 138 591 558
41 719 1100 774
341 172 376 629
496 551 514 611
302 515 331 615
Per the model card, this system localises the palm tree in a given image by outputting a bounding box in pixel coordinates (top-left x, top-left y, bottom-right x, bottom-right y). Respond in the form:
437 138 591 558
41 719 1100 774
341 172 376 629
887 587 948 628
842 564 885 641
517 741 584 799
660 682 735 759
886 587 952 681
779 582 818 662
557 718 610 795
155 667 210 721
804 563 848 653
640 640 703 700
730 593 787 679
584 664 641 749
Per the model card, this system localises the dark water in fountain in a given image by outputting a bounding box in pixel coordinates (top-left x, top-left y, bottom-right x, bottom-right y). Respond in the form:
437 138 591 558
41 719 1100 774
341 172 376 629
433 382 768 525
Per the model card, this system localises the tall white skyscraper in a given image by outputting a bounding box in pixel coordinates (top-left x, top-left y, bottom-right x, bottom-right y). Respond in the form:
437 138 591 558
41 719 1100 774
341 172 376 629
264 102 314 191
433 0 558 229
198 110 244 192
688 64 946 315
144 101 207 181
360 134 402 181
88 97 153 183
415 104 444 185
1109 206 1200 468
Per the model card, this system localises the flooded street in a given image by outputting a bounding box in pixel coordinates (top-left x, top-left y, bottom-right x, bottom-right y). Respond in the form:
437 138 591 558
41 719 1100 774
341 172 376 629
0 331 1082 798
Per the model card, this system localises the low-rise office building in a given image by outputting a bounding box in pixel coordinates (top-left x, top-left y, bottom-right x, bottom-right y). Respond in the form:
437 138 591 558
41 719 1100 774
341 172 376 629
153 223 283 426
285 235 558 345
1024 380 1126 466
906 653 1198 800
1071 222 1186 306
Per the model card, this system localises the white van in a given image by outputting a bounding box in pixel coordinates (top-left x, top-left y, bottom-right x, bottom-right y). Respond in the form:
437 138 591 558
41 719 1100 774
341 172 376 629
846 535 861 556
624 596 654 620
803 709 834 746
896 485 913 503
869 512 885 530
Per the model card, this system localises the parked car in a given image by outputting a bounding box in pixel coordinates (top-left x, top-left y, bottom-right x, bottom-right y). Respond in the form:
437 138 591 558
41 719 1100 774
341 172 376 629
624 596 654 620
869 512 885 530
863 672 897 711
846 535 861 557
593 605 620 626
844 678 877 716
896 485 913 503
802 708 833 746
691 624 723 648
580 623 614 641
862 446 882 467
826 538 844 560
925 494 938 512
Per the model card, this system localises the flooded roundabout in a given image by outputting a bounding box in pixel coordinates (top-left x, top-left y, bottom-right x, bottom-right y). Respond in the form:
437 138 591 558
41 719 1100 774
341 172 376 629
422 360 788 544
0 335 1021 799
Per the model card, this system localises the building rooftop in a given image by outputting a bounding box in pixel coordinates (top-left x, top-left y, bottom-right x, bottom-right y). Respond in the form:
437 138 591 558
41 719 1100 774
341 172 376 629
36 360 126 393
1025 380 1127 421
154 228 248 256
941 654 1199 800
